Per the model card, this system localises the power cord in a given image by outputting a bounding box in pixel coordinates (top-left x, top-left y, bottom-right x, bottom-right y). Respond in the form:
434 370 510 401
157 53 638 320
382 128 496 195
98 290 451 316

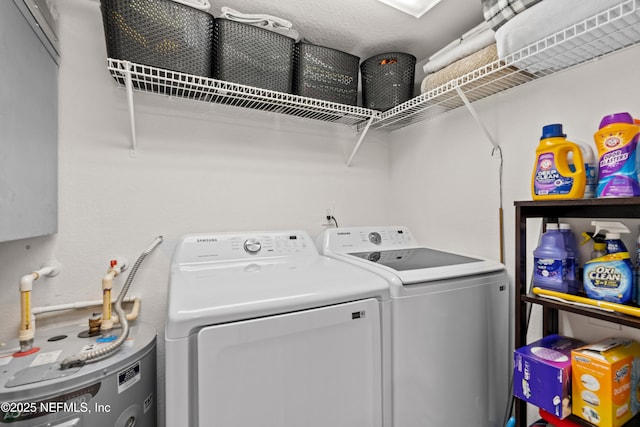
326 215 339 227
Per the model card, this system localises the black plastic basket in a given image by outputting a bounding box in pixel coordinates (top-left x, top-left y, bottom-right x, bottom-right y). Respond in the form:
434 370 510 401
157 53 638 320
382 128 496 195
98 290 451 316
101 0 214 78
213 18 295 93
293 42 360 106
360 52 416 111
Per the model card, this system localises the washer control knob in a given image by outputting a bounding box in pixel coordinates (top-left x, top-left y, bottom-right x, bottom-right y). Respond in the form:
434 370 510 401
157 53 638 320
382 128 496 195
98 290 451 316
244 238 262 254
368 232 382 245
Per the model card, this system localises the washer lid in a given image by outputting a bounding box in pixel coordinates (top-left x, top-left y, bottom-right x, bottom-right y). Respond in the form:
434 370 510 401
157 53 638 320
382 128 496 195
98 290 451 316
318 226 504 284
349 247 482 270
344 248 503 284
166 231 389 339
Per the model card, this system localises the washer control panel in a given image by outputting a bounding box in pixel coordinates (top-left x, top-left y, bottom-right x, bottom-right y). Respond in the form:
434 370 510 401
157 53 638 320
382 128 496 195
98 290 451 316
176 231 317 263
321 226 416 253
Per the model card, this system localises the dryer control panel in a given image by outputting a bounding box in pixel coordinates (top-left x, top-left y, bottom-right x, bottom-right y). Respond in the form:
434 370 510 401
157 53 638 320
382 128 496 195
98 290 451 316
175 231 318 264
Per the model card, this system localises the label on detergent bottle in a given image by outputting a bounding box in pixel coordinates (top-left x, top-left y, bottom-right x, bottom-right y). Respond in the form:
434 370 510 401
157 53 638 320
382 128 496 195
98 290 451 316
583 253 634 303
597 134 640 196
534 257 567 288
594 113 640 197
534 153 574 196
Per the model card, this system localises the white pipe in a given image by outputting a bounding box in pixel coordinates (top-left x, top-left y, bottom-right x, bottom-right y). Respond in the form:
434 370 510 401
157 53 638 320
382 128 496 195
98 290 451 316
19 261 62 292
113 297 141 323
19 272 38 293
32 296 139 315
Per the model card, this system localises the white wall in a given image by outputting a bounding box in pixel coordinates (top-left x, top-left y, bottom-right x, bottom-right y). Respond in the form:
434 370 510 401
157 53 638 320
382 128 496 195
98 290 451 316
0 0 391 421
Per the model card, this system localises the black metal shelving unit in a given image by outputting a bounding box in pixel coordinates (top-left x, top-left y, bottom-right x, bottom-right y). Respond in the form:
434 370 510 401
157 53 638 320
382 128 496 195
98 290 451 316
515 198 640 427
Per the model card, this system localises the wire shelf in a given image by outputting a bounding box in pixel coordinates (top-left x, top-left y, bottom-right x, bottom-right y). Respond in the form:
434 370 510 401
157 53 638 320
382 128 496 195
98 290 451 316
364 60 537 132
107 59 377 127
106 0 640 162
366 0 640 132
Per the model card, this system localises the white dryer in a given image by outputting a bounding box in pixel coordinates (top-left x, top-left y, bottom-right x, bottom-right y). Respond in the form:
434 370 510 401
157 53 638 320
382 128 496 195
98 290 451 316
318 226 510 427
165 230 391 427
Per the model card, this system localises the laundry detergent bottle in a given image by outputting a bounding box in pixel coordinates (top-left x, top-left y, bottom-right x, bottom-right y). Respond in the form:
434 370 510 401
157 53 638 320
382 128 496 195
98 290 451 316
583 221 634 303
532 124 585 200
559 223 580 293
533 223 569 293
594 112 640 197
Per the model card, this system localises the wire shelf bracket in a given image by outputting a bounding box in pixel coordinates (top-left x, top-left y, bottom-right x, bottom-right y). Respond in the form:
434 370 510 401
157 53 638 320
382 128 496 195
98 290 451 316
347 116 375 167
454 85 498 149
123 61 138 157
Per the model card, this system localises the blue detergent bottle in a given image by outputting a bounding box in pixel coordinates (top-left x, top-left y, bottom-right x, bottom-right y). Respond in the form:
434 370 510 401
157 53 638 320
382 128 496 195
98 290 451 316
533 223 569 293
559 223 580 293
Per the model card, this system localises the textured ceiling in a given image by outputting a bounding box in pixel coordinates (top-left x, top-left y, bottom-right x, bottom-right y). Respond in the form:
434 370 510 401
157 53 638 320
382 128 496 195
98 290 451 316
207 0 485 82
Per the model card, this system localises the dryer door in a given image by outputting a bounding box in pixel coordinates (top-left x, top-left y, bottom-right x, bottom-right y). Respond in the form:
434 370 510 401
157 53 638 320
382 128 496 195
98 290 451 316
196 298 383 427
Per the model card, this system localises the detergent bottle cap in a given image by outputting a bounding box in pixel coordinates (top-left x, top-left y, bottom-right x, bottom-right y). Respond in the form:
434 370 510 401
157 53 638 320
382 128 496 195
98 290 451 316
541 124 566 140
559 223 571 231
546 223 559 230
599 112 634 128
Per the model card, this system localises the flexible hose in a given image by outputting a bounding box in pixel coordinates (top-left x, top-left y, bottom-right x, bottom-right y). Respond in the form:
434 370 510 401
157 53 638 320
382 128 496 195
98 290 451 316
60 236 163 369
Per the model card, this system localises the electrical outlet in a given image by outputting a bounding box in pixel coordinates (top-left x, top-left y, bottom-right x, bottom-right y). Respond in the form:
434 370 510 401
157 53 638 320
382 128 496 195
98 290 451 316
322 207 335 226
325 208 333 220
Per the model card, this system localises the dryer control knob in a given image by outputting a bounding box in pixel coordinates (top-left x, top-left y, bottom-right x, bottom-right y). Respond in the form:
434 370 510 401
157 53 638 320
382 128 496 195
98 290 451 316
244 238 262 254
368 232 382 245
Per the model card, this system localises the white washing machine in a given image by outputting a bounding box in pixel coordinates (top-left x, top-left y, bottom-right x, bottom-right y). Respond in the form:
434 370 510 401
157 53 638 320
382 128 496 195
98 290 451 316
165 230 392 427
318 226 510 427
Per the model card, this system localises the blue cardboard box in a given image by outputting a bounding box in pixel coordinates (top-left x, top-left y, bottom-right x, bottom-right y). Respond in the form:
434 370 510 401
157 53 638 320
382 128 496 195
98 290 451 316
513 335 586 419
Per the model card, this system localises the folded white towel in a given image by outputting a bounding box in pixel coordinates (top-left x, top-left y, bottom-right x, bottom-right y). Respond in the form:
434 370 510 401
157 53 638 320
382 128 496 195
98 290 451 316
423 25 495 74
170 0 211 11
460 20 492 43
220 6 300 40
221 6 292 28
428 21 492 62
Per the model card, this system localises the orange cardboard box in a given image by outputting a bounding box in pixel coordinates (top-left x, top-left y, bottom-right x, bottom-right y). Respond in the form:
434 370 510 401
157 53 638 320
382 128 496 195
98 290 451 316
571 338 640 427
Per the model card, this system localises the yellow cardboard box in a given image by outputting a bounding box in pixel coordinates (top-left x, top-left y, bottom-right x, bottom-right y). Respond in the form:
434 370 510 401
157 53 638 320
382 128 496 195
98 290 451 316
571 338 640 427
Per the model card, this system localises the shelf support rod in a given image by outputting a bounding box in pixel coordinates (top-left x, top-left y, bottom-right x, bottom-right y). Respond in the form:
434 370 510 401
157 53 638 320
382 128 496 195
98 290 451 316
346 116 375 167
454 86 498 148
455 85 506 263
123 61 137 157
